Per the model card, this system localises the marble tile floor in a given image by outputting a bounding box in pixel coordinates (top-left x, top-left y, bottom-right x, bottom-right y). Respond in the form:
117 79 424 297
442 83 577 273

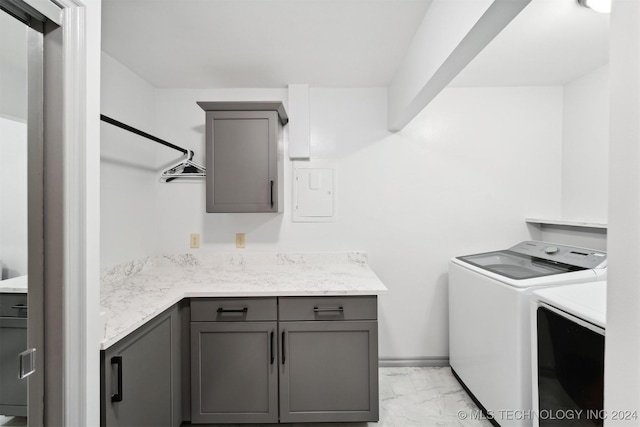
374 366 493 427
0 367 493 427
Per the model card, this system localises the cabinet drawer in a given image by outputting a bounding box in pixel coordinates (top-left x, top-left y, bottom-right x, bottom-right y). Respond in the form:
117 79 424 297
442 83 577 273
0 294 28 318
279 296 377 321
191 297 277 322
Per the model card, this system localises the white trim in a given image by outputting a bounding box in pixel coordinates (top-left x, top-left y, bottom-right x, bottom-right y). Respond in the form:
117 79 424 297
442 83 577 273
378 357 450 368
10 0 97 424
41 0 97 425
59 3 88 425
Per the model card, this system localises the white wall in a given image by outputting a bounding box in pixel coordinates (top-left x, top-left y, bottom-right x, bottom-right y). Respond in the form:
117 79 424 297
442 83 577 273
562 64 609 222
0 117 28 279
100 52 159 268
383 86 562 359
149 85 563 360
527 65 610 252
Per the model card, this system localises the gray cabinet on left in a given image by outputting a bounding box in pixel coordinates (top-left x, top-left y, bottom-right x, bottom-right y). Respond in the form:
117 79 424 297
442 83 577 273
100 302 188 427
0 293 28 417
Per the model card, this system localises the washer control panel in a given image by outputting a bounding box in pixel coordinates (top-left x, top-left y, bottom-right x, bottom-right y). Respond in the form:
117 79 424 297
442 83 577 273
510 241 607 269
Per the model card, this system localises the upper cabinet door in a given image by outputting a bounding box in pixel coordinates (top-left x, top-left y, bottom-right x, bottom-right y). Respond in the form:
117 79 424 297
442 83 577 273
208 111 278 212
199 102 287 214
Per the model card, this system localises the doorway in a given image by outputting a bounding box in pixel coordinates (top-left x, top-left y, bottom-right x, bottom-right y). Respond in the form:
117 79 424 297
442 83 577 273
0 4 48 425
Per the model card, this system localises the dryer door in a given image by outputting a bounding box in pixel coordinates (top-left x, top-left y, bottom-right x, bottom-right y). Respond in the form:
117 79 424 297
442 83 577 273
536 305 604 426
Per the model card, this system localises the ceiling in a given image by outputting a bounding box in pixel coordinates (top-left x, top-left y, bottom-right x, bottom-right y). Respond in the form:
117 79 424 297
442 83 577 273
101 0 433 89
102 0 610 90
450 0 610 87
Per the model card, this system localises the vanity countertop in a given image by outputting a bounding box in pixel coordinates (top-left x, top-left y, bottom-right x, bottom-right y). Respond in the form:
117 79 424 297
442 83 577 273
100 252 387 349
0 275 27 293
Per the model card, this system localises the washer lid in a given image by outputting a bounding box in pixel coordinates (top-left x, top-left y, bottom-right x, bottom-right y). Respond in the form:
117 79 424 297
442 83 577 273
457 250 588 280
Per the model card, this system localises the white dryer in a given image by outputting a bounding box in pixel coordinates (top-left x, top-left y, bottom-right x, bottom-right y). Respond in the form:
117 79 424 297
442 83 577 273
531 281 606 427
448 241 606 427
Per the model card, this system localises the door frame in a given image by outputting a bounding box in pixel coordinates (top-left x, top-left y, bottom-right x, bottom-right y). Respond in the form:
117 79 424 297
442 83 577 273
2 0 98 425
41 1 100 426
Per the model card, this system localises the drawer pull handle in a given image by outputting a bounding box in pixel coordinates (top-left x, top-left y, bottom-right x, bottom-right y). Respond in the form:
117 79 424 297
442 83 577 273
11 304 28 310
270 180 274 209
313 306 344 313
281 331 286 365
270 331 275 364
111 356 123 402
216 307 248 314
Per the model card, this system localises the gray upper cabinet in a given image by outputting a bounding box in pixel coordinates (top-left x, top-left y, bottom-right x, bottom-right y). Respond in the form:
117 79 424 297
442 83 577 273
197 102 288 213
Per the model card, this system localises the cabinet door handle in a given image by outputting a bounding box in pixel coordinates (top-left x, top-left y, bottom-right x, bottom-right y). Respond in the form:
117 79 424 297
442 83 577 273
11 304 28 310
216 307 248 313
270 180 274 209
111 356 123 403
281 330 286 365
270 331 275 365
313 306 344 313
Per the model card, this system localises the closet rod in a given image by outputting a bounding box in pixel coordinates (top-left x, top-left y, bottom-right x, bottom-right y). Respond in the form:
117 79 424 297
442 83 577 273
100 114 189 156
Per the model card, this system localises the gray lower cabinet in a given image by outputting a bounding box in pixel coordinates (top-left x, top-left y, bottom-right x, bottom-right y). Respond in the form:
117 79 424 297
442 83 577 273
190 297 278 424
101 295 378 425
101 303 183 427
279 296 379 423
190 295 378 424
0 293 28 417
279 321 378 423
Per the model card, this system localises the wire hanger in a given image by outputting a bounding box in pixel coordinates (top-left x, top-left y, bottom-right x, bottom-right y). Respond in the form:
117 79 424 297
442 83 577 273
161 150 206 182
100 114 206 182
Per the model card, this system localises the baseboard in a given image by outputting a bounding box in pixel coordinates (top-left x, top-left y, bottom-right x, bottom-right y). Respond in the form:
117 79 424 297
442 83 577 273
378 357 450 367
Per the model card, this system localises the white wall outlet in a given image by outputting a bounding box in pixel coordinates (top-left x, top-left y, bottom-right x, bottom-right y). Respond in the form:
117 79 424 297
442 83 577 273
236 233 245 248
190 234 200 249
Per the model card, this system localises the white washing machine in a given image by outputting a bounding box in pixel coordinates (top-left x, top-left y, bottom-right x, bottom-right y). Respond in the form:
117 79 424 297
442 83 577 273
449 241 607 427
531 281 606 427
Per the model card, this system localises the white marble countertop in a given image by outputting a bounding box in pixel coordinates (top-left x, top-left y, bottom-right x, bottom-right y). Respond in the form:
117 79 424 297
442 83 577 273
0 275 28 293
100 252 387 349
